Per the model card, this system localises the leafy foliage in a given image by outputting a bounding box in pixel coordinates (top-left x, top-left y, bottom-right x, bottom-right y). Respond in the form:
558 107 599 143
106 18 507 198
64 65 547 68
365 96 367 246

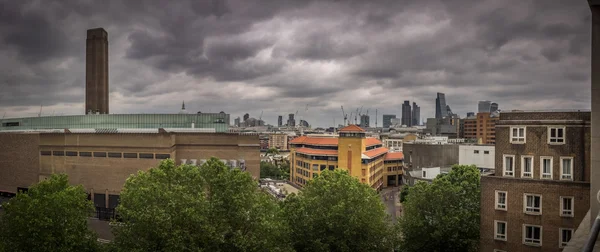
112 158 291 252
399 185 411 203
282 169 394 252
397 165 481 252
260 161 282 178
0 174 99 252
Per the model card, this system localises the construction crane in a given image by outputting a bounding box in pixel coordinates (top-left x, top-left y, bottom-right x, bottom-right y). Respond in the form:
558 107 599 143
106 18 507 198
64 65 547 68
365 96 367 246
349 112 353 125
259 110 263 122
358 106 364 116
340 106 347 126
375 109 378 128
355 108 359 124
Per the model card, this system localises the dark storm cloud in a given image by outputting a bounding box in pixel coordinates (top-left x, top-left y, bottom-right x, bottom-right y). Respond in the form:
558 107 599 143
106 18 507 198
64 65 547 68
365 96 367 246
0 0 593 125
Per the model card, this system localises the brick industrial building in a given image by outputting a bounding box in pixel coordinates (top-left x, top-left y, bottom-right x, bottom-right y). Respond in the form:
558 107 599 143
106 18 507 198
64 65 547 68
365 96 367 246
463 112 499 144
479 111 590 251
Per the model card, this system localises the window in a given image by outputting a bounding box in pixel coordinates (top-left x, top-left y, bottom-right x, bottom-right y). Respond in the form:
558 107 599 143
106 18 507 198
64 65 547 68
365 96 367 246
53 151 64 156
108 152 122 158
328 165 334 171
155 154 171 159
548 127 565 144
484 150 490 154
320 165 326 171
523 225 542 246
524 194 542 214
79 152 92 157
494 221 507 241
503 155 515 177
65 151 77 157
560 228 573 248
312 164 319 171
560 197 574 217
474 150 479 154
123 153 137 158
422 170 427 178
93 152 107 158
510 127 526 143
40 151 51 156
540 157 553 179
560 157 573 180
495 191 507 210
139 153 154 159
521 156 533 178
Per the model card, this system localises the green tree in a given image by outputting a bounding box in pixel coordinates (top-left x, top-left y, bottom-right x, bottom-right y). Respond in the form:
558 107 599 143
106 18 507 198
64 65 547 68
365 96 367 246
260 161 282 178
282 169 394 252
0 174 99 252
112 158 291 252
399 185 411 203
397 165 480 252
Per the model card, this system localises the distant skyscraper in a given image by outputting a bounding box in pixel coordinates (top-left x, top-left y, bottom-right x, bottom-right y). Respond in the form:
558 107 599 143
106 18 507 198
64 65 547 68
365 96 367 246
287 113 295 127
278 115 283 127
467 112 475 117
446 105 453 116
382 114 396 128
234 117 240 127
478 100 492 113
402 101 412 126
360 114 370 128
86 28 109 115
243 113 250 122
412 102 420 126
435 93 448 119
490 102 499 112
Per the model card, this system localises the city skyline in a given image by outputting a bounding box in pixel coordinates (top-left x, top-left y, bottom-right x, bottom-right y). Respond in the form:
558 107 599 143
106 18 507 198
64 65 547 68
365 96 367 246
0 0 592 128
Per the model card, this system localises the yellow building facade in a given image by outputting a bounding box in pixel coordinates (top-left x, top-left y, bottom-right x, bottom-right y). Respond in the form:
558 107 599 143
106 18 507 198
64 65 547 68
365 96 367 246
289 125 404 190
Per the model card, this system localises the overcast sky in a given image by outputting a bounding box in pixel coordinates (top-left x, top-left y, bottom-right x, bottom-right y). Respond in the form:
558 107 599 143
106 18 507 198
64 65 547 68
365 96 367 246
0 0 592 127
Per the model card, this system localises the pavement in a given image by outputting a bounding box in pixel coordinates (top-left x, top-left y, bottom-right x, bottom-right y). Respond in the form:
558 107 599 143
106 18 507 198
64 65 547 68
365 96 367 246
380 187 402 223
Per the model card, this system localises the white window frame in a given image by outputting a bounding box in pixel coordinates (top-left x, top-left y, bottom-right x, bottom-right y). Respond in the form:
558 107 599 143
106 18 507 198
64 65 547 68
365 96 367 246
503 154 515 177
523 224 542 246
548 126 566 144
559 228 573 248
521 155 534 178
524 194 542 215
495 190 507 211
494 220 507 241
540 156 553 179
560 196 574 217
510 126 526 144
560 157 573 181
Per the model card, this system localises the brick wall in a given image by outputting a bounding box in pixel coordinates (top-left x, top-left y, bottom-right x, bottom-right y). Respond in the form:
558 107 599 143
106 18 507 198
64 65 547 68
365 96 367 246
0 133 40 193
480 176 589 252
403 143 458 169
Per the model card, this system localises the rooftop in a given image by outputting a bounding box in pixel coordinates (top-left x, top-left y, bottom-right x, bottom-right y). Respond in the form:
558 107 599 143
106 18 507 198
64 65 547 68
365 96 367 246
339 124 365 132
384 152 404 160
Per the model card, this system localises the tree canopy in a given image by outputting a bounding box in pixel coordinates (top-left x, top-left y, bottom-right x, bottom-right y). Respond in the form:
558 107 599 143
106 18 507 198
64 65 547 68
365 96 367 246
0 174 99 252
111 158 291 252
282 169 394 252
397 164 481 252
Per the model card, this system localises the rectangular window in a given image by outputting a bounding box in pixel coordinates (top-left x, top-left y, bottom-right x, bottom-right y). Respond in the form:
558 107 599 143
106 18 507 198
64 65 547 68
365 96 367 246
474 150 479 154
139 153 154 159
523 225 542 246
494 220 507 241
312 164 319 171
560 228 573 248
123 153 137 159
320 165 326 171
93 152 107 158
107 152 122 158
79 152 92 157
503 155 515 177
40 150 51 156
560 157 573 180
52 151 64 156
484 150 490 154
328 165 334 171
540 157 553 179
524 194 542 214
548 127 565 144
522 156 533 178
495 191 507 211
155 154 171 159
510 127 526 143
65 151 78 157
560 196 574 217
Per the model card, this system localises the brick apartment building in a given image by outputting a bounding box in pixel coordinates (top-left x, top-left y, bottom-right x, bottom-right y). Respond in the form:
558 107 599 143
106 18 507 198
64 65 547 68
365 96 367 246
463 112 499 144
268 133 289 151
480 111 590 252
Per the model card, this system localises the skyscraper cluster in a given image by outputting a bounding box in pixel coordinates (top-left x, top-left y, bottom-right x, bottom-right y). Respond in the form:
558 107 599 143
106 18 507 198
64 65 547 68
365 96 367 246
401 100 420 127
478 100 499 113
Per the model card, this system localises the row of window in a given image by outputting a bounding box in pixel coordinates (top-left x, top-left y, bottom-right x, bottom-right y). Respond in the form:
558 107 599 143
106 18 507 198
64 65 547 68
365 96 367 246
295 153 338 161
510 126 565 144
494 221 572 248
503 154 573 180
41 151 170 160
473 150 490 154
495 191 573 217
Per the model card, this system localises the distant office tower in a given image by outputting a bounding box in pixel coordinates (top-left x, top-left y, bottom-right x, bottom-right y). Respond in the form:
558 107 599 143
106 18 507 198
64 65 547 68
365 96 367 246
435 93 448 119
86 28 109 114
278 115 283 127
446 105 454 117
360 114 370 128
490 102 498 112
467 112 475 117
287 113 295 127
243 113 250 122
478 100 491 113
382 114 396 128
402 101 412 126
234 117 240 127
412 102 420 126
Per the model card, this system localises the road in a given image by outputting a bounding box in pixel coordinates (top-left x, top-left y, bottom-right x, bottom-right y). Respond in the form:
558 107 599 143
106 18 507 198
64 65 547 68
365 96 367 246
380 187 401 223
